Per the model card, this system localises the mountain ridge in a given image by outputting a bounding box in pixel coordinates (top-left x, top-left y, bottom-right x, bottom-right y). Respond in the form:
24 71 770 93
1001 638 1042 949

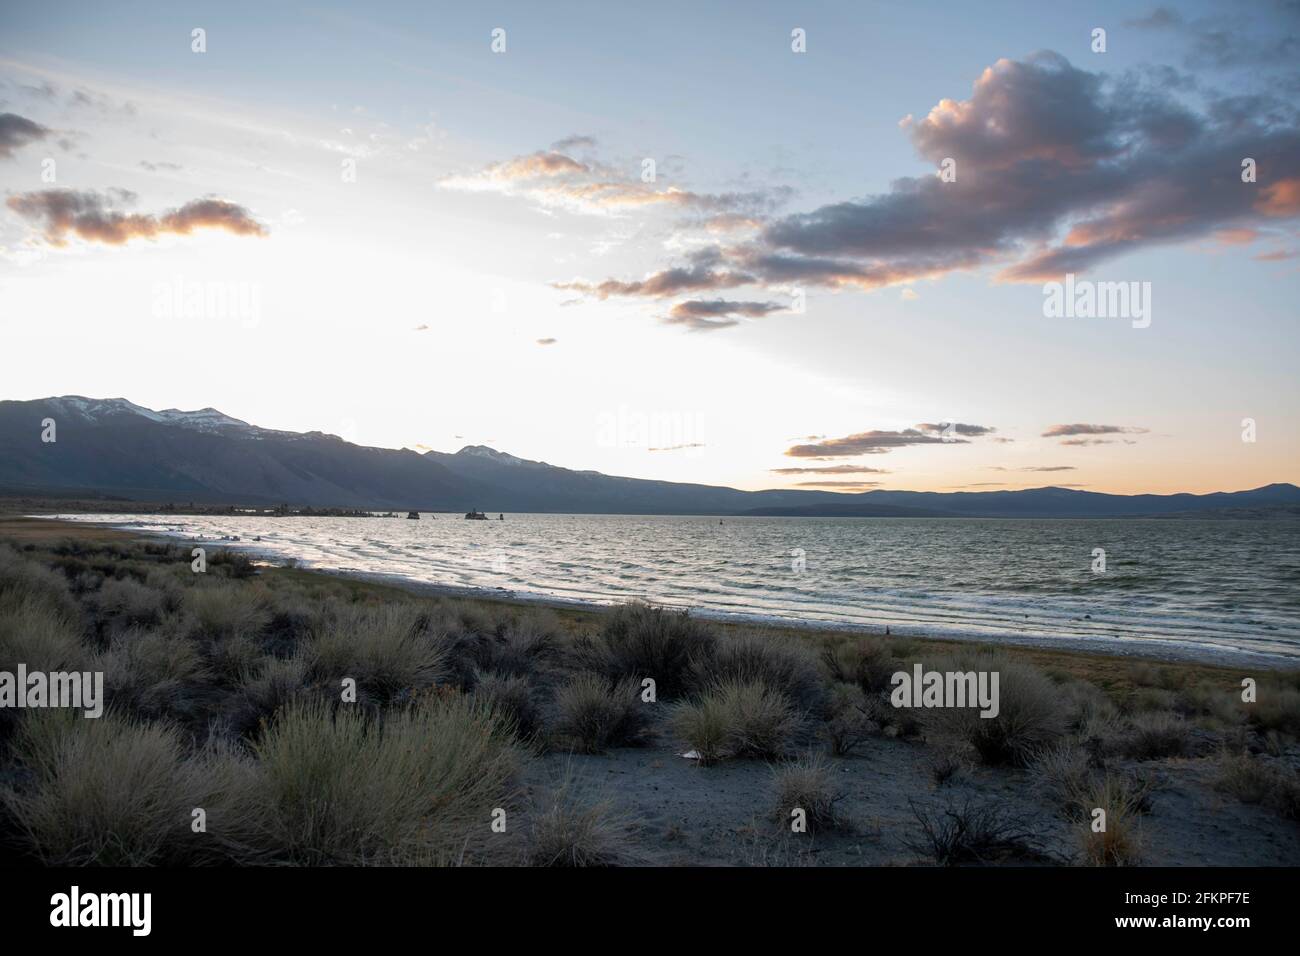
1 396 1296 517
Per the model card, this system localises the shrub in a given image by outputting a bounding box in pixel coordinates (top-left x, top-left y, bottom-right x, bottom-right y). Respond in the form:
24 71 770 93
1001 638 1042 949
1030 742 1095 818
576 603 716 698
234 655 312 729
1120 712 1191 760
525 771 634 866
671 679 799 763
470 612 560 678
923 654 1067 766
93 577 168 633
3 710 211 865
905 798 1036 865
0 598 86 673
248 693 522 865
694 630 826 714
186 583 272 642
1078 773 1147 866
473 670 543 740
771 753 844 832
821 637 897 693
1244 684 1300 738
1213 752 1300 820
306 603 448 700
822 682 873 755
550 673 652 754
100 625 206 717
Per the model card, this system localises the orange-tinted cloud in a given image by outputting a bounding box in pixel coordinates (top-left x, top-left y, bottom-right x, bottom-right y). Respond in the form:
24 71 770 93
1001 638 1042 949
7 189 268 246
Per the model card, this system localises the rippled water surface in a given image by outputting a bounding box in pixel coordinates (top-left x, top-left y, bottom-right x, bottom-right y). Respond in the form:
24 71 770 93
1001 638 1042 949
55 513 1300 665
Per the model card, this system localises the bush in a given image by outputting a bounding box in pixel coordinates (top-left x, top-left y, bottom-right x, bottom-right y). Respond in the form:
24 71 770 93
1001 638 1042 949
694 630 826 714
771 753 844 832
576 604 716 699
550 673 652 754
923 654 1067 766
186 583 272 642
93 577 168 633
247 693 522 865
1078 773 1147 866
905 797 1036 865
3 710 212 865
525 770 634 866
0 597 86 673
473 671 543 740
306 603 448 700
1213 752 1300 820
1120 712 1191 760
822 682 873 755
100 625 206 717
671 679 799 763
821 637 897 693
1030 742 1095 818
1244 684 1300 738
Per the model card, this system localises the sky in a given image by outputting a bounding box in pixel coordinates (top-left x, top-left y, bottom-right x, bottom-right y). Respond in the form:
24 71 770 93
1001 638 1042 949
0 0 1297 496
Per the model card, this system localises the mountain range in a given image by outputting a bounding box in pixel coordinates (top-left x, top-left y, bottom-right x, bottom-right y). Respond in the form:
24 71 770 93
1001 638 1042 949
1 396 1297 518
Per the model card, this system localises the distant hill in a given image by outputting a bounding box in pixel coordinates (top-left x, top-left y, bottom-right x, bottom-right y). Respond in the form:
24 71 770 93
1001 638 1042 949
1 396 1296 518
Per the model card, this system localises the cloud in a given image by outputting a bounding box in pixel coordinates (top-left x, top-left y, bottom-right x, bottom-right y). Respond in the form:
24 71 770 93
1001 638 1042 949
536 337 557 345
560 50 1300 304
7 188 268 246
0 113 52 159
139 160 184 172
663 298 784 331
915 422 996 437
443 144 788 218
786 429 961 458
771 465 890 475
551 134 597 152
987 465 1081 473
1042 423 1148 437
413 324 429 331
793 480 881 489
648 442 705 452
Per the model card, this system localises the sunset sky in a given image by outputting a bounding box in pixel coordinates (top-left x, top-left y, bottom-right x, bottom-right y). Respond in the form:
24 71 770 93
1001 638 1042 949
1 1 1297 495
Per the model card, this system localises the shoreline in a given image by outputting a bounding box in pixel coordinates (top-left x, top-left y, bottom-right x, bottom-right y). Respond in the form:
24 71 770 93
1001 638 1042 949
10 513 1296 675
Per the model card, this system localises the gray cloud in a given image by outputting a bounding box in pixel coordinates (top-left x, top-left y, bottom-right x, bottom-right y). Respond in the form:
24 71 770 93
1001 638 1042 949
1042 424 1147 437
7 188 268 246
0 113 52 159
560 49 1300 303
663 298 784 331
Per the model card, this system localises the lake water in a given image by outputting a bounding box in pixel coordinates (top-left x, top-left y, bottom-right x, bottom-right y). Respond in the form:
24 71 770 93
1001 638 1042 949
53 513 1300 667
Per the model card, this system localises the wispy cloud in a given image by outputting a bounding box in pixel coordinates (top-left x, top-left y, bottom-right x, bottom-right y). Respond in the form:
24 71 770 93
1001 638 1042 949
0 112 52 159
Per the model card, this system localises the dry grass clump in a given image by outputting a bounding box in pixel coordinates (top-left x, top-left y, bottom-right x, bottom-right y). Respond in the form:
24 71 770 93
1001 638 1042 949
1030 742 1096 818
671 679 800 763
91 576 169 634
0 597 87 673
465 611 560 679
694 630 826 713
1243 683 1300 738
524 770 635 866
821 637 897 693
575 603 716 698
99 624 206 717
186 582 272 642
233 654 312 730
1078 772 1147 866
473 670 543 740
550 673 652 754
771 752 844 832
305 603 448 700
2 709 213 865
922 653 1067 766
1212 752 1300 820
1120 712 1193 760
822 682 873 755
247 693 522 865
